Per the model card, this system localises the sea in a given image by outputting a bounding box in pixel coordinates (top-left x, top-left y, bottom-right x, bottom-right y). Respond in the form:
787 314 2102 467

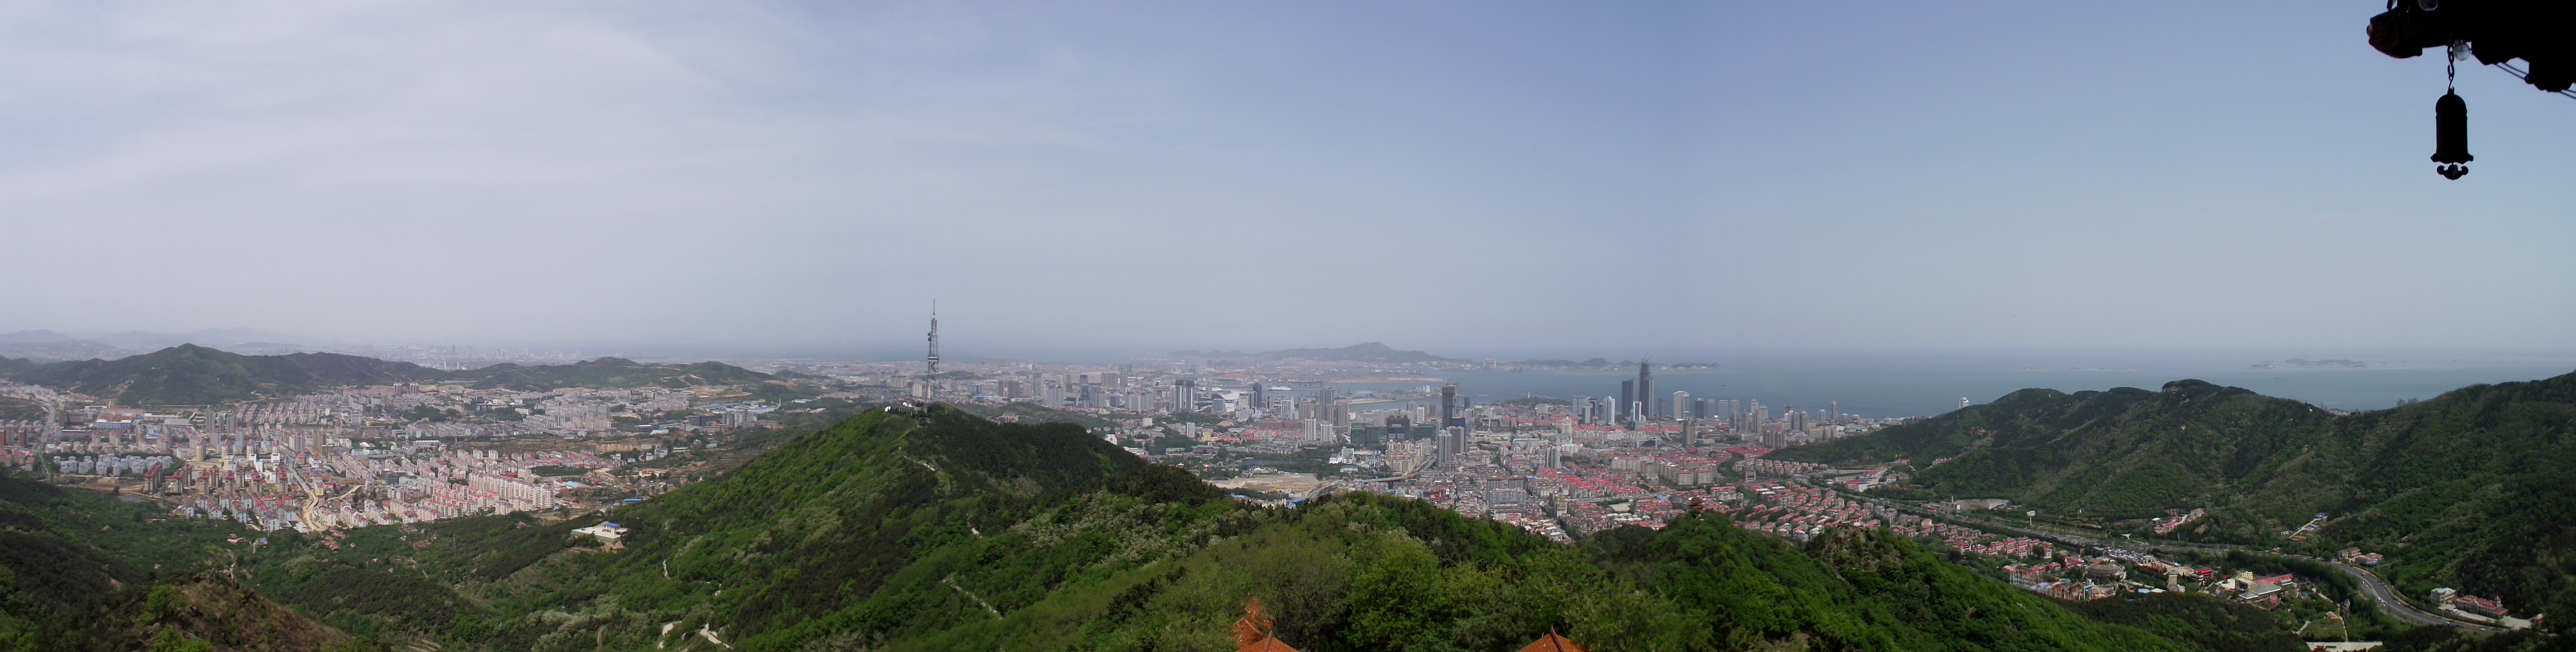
1325 353 2576 420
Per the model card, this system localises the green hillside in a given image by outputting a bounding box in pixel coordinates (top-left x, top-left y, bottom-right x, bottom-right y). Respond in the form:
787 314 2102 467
0 471 371 651
444 357 783 392
187 405 2201 651
0 346 791 405
39 573 363 652
13 400 2550 650
950 400 1119 429
1772 372 2576 626
11 344 436 405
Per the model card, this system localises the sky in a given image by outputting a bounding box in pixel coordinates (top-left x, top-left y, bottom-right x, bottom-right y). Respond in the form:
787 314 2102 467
0 1 2569 362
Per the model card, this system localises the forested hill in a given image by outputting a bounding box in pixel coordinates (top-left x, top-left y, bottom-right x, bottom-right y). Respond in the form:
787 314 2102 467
222 404 2205 651
0 472 362 650
11 344 444 405
438 357 780 392
1771 371 2576 625
0 345 787 405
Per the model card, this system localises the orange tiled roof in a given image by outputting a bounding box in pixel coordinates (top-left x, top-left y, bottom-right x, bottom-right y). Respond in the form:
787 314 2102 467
1238 635 1301 652
1519 631 1592 652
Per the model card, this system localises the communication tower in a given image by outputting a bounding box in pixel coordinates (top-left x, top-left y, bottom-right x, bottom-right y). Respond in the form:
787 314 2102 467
925 302 941 377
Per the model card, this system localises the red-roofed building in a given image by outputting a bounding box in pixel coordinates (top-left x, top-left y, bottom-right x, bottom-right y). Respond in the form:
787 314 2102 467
2454 595 2509 618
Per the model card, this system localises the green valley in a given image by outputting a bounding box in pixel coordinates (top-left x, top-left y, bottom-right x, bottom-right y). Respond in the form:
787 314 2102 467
0 404 2299 651
1772 372 2576 631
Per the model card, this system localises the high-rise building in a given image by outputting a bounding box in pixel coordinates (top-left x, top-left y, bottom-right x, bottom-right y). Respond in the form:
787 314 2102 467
1445 426 1468 467
1435 426 1458 467
1571 395 1593 425
1441 384 1458 429
1671 391 1690 422
1637 362 1654 417
1829 401 1839 424
1786 407 1807 432
1618 381 1634 423
1171 379 1197 413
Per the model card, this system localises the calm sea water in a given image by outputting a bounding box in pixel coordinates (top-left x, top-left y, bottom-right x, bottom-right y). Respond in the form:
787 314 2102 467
1331 354 2576 420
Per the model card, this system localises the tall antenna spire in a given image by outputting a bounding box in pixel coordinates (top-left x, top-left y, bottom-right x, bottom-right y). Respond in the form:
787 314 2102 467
925 301 940 377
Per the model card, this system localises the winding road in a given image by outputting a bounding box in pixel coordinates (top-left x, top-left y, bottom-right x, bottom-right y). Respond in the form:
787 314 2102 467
1820 482 2501 632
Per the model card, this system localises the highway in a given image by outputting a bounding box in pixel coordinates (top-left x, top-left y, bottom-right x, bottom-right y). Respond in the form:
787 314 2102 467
2143 547 2503 633
1818 481 2501 632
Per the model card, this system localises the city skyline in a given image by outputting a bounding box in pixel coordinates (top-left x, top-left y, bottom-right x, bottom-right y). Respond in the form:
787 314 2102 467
0 3 2566 647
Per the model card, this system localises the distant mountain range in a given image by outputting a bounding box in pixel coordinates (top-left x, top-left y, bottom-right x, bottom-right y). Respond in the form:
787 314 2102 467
0 344 786 405
1773 371 2576 626
1168 342 1465 363
0 331 141 364
0 328 321 364
0 330 77 343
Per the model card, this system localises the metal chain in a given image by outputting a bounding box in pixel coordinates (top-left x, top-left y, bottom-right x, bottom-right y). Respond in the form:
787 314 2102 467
2447 42 2460 91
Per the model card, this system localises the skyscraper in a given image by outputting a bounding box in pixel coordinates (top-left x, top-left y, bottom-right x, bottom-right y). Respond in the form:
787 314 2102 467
1441 384 1458 430
1618 381 1634 424
1447 426 1468 466
1671 391 1690 422
1828 401 1839 424
1636 361 1653 418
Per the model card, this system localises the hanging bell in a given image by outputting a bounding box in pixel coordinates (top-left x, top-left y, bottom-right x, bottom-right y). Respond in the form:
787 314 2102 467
2431 90 2471 179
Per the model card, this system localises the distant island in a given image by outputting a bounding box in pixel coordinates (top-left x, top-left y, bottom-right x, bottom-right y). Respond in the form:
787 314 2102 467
1168 342 1462 364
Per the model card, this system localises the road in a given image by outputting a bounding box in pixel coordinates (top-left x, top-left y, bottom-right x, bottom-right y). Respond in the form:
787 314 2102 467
2144 548 2503 633
2315 557 2484 630
1820 482 2500 632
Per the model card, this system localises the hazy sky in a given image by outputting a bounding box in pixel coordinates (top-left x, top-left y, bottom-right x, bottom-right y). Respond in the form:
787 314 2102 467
2 1 2569 360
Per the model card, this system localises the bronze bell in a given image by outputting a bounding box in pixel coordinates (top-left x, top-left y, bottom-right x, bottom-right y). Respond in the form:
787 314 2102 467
2432 90 2470 179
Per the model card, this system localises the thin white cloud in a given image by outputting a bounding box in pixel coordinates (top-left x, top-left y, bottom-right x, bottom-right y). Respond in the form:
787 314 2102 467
0 1 2564 357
